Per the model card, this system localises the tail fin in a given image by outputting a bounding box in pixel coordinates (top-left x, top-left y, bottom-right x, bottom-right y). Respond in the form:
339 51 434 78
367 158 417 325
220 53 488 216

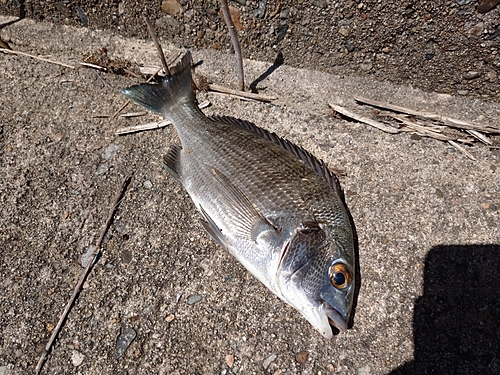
121 50 194 115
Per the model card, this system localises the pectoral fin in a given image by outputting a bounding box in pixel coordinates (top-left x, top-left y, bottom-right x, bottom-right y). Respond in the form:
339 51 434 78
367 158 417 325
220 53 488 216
199 205 229 249
209 166 277 241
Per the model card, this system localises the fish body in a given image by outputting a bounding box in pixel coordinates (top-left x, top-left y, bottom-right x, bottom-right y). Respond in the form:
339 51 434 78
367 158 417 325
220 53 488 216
122 51 356 338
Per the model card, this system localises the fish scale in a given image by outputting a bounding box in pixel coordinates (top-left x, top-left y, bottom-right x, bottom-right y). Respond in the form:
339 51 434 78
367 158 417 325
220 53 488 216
122 50 356 339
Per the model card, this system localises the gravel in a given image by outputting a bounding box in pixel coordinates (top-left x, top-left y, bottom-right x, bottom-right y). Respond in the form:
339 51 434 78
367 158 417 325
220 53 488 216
1 0 499 98
0 14 499 375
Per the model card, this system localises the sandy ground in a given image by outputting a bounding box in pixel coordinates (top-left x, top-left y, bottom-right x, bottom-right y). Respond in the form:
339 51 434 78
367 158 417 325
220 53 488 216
1 16 500 375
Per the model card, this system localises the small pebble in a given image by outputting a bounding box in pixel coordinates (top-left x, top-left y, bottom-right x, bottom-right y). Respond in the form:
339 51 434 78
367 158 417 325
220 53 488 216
75 7 88 27
253 0 267 18
435 188 444 198
225 354 235 367
263 353 277 369
280 9 289 19
480 202 490 209
486 71 497 82
187 294 203 305
360 59 373 71
102 143 122 160
161 0 180 15
71 350 84 366
346 40 355 52
471 22 484 36
0 366 7 375
120 249 132 263
166 314 175 322
96 164 109 175
410 133 422 140
356 365 371 375
143 180 153 189
295 351 309 364
463 71 482 80
81 246 95 268
114 326 137 359
338 27 349 37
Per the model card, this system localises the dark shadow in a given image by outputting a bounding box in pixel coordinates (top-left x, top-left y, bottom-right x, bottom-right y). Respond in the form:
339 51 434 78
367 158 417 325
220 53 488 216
249 51 284 93
0 0 25 30
390 244 500 375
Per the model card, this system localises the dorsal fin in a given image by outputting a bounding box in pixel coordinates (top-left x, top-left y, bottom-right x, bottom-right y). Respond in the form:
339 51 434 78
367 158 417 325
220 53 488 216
210 115 343 197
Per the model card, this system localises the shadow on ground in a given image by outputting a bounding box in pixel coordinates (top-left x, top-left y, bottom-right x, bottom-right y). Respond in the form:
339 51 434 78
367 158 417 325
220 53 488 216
391 244 500 375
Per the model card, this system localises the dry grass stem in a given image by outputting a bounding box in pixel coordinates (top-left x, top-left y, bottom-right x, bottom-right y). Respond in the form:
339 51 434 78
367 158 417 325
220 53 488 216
466 129 493 145
219 0 245 91
79 62 106 70
354 96 500 134
329 103 400 134
116 100 210 135
1 47 75 69
143 16 171 77
120 111 147 118
448 140 476 160
35 175 132 374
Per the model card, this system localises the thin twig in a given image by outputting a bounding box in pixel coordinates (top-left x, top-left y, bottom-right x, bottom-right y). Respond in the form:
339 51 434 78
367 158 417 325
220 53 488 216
353 96 500 134
116 100 211 135
79 62 106 70
219 0 245 91
389 114 453 141
35 175 132 375
116 119 172 135
466 129 492 145
143 16 171 77
329 103 400 134
112 99 132 118
208 84 276 102
120 111 147 118
448 140 476 161
0 47 75 69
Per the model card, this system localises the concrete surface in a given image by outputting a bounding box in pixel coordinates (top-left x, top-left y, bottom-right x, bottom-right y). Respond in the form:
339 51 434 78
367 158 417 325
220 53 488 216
1 17 499 375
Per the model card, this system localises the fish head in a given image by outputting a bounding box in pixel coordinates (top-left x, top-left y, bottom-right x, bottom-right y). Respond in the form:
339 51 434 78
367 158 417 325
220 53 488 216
277 222 355 339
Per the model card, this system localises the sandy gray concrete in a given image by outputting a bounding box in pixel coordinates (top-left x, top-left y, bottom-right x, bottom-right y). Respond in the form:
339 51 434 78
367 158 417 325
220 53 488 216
1 17 499 375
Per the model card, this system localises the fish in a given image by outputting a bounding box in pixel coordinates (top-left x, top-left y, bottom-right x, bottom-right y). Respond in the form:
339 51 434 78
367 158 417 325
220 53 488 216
121 50 356 339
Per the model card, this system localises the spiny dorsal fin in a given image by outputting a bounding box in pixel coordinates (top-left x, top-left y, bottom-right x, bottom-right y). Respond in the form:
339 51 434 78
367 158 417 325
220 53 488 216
210 115 343 197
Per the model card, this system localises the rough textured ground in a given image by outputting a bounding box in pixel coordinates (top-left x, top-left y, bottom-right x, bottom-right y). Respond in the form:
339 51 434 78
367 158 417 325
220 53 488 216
1 15 500 375
1 0 500 98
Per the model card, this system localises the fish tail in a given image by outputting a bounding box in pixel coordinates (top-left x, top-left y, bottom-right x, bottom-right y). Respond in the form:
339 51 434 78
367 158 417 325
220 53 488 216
121 50 195 115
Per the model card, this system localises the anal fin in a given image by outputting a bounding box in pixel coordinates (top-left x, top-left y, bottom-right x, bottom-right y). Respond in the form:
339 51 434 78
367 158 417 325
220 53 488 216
162 145 182 182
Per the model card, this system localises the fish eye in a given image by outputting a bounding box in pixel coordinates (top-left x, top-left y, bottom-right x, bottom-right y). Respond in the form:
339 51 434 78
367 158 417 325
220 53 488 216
329 263 351 289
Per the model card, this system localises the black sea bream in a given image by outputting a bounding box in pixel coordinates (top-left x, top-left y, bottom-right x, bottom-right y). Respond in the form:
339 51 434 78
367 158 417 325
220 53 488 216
122 51 356 338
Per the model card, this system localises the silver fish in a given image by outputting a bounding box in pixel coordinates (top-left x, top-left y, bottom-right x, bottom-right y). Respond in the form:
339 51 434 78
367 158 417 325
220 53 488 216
122 51 356 338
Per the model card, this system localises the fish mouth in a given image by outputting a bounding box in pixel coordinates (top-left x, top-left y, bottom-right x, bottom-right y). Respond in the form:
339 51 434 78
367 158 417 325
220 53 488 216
323 302 347 333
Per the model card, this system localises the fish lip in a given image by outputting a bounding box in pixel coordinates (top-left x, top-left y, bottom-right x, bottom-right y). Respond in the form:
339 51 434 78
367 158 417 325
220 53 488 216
323 302 347 333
